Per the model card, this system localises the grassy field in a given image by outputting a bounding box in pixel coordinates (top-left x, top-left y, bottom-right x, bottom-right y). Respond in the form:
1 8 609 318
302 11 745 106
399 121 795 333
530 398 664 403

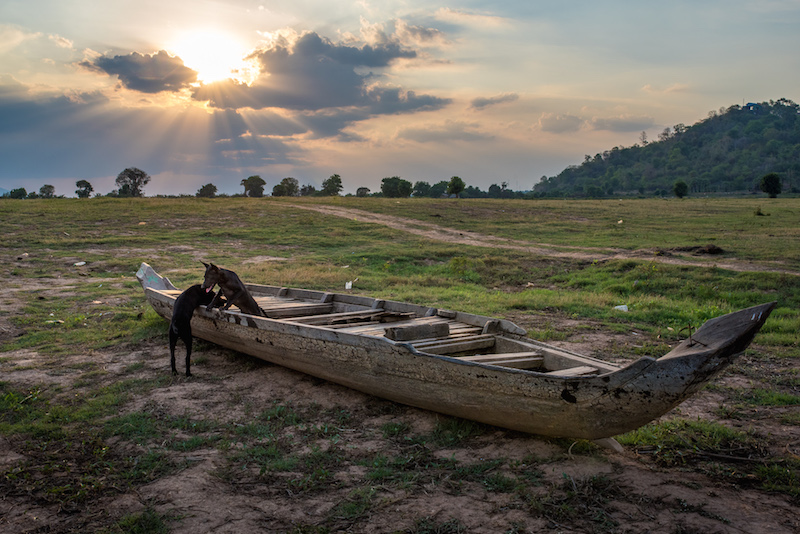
1 196 799 533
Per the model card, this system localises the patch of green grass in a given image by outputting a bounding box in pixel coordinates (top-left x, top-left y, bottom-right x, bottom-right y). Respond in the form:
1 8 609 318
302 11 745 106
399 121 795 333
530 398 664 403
380 421 411 440
123 451 178 484
330 487 376 522
429 417 488 447
102 507 171 534
755 460 800 496
526 474 621 532
618 419 764 466
619 418 799 497
735 388 800 406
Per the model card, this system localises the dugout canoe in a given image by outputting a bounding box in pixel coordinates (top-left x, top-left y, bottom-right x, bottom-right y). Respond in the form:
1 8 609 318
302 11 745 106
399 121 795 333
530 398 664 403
137 262 775 440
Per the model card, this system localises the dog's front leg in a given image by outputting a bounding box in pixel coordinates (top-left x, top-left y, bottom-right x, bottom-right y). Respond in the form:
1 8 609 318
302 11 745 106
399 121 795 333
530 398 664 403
206 291 221 311
221 289 244 310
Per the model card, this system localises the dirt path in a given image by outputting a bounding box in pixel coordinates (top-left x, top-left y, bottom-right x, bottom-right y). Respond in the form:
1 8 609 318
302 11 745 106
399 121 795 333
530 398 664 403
288 203 798 275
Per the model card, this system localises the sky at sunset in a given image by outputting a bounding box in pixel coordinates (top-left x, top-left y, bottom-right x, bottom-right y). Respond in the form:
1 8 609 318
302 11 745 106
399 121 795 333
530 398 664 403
1 1 798 197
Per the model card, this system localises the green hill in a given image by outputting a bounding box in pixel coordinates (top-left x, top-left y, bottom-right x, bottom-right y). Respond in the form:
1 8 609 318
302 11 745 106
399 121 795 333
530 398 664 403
533 98 799 197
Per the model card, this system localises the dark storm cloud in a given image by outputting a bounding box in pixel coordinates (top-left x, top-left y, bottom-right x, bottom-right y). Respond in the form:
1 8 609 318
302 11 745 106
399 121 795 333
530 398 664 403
291 31 416 67
192 31 449 119
365 86 449 115
470 93 519 110
81 50 197 93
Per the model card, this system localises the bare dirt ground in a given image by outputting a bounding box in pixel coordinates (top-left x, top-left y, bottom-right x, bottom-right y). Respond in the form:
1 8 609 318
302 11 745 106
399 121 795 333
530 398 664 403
1 207 799 533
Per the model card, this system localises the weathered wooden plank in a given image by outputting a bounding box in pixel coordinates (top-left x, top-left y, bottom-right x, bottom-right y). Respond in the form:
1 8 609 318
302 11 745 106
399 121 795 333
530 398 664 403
457 352 544 369
385 322 450 341
262 303 334 318
336 315 441 336
413 334 496 355
545 366 599 377
288 309 386 325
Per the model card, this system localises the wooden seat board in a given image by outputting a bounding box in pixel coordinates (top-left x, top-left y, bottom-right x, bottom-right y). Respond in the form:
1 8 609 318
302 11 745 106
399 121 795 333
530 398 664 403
545 366 600 377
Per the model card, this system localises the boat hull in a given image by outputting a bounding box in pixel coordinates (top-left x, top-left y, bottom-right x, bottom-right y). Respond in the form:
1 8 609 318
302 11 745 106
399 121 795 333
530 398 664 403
139 267 775 439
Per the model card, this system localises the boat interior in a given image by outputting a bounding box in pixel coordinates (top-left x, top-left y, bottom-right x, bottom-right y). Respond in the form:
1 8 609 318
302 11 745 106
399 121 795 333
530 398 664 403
156 284 619 376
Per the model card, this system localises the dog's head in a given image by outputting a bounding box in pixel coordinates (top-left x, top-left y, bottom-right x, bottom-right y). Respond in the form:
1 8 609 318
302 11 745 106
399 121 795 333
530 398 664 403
200 261 221 292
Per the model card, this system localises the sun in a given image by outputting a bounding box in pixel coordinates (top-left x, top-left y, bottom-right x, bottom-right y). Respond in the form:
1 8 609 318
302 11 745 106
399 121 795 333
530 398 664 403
168 29 257 84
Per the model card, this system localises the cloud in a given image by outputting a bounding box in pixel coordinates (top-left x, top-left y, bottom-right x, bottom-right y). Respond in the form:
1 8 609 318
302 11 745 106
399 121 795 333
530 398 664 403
394 19 449 47
365 85 450 115
48 34 73 49
642 83 690 94
398 120 493 143
537 112 585 134
192 31 423 111
291 30 416 67
471 93 519 110
80 50 197 93
589 115 655 132
0 25 40 53
434 8 511 29
190 30 450 138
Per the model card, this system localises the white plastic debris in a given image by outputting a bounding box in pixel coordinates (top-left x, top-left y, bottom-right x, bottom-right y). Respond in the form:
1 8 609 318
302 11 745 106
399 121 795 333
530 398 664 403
345 277 359 290
613 305 629 312
74 261 86 266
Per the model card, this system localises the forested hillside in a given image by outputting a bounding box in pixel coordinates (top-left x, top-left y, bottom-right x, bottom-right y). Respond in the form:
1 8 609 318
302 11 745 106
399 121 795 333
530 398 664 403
534 98 799 197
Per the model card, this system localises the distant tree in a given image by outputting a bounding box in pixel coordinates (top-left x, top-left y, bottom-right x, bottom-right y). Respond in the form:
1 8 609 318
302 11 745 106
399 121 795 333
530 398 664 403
241 175 266 197
7 188 27 199
75 180 93 198
639 131 648 146
300 184 316 196
196 183 217 198
321 174 343 196
447 176 466 198
488 183 502 198
760 173 782 198
273 177 300 197
116 167 150 197
412 181 431 197
39 184 55 198
381 176 412 198
356 187 370 197
673 180 689 198
429 180 449 198
658 127 672 142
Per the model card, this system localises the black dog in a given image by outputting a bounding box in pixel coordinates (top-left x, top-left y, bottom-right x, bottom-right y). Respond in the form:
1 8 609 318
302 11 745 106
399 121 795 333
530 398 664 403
201 261 265 316
169 284 216 376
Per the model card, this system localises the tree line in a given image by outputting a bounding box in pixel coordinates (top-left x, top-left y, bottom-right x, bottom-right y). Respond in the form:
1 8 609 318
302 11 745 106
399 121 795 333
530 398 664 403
2 169 534 200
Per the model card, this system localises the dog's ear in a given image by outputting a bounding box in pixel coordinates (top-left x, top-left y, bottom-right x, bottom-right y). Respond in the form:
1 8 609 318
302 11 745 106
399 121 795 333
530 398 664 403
201 261 210 268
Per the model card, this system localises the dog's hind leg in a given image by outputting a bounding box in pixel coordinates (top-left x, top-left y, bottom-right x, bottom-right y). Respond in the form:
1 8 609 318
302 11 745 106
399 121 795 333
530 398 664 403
169 327 179 375
181 328 194 377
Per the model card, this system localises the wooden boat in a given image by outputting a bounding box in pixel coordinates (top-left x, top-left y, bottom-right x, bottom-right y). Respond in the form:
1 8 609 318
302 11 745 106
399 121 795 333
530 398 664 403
137 262 775 440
